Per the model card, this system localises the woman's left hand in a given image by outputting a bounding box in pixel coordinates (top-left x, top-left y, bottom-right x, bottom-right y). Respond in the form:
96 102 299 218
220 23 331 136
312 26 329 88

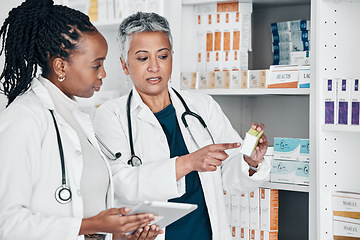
113 225 164 240
243 123 268 172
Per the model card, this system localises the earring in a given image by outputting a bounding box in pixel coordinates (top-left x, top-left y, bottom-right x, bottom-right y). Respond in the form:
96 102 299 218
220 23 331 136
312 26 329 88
125 76 129 87
58 75 65 82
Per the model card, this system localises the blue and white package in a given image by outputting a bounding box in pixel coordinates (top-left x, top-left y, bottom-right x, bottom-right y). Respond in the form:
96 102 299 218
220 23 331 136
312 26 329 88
273 137 300 161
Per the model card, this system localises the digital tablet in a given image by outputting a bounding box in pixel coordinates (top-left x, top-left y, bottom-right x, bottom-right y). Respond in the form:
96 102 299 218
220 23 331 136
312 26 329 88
126 201 198 232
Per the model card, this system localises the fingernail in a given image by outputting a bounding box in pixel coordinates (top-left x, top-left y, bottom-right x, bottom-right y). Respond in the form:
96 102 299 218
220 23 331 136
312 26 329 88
139 228 143 233
149 214 154 218
257 127 262 131
125 207 130 211
151 225 156 230
236 143 241 147
145 226 150 230
156 227 159 231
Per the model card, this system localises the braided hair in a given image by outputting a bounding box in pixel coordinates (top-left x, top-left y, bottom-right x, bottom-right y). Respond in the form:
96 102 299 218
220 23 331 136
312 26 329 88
0 0 96 106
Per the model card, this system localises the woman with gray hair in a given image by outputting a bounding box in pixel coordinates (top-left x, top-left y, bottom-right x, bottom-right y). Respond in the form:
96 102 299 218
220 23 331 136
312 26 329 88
93 12 271 240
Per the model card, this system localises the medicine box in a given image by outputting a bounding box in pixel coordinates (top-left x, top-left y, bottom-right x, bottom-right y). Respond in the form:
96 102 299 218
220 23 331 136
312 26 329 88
260 188 279 231
240 193 250 228
249 189 260 230
231 194 241 226
231 226 240 239
290 51 310 66
332 191 360 219
274 137 301 161
260 230 279 240
248 70 261 88
230 71 242 89
196 71 215 89
224 190 231 224
350 78 360 125
267 65 299 88
298 139 310 162
298 66 310 88
333 216 360 239
337 78 351 125
272 41 310 53
324 78 337 124
240 228 250 240
271 20 311 34
295 161 309 185
180 72 197 90
271 159 297 184
250 229 260 240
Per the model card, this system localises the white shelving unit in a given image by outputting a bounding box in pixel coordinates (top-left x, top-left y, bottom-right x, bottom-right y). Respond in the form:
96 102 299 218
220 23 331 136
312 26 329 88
261 181 309 193
314 0 360 239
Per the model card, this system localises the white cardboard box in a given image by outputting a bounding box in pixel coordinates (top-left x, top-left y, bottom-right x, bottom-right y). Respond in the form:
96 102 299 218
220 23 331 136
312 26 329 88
260 188 279 231
273 137 301 161
267 65 299 88
333 215 360 239
271 159 297 184
249 189 260 230
332 191 360 219
240 193 250 228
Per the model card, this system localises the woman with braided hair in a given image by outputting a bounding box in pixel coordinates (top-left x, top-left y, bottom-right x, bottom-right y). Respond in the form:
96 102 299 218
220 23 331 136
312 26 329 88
0 1 163 240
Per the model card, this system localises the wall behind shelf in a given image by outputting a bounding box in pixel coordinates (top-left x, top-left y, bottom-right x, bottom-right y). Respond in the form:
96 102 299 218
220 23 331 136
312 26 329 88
251 4 311 70
213 95 309 145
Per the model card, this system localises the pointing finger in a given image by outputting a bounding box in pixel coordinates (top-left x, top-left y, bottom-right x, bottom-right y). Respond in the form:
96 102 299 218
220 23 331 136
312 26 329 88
210 142 241 151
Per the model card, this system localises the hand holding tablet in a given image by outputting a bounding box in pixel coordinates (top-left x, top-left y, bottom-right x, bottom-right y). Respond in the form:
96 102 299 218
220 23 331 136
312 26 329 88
126 201 198 234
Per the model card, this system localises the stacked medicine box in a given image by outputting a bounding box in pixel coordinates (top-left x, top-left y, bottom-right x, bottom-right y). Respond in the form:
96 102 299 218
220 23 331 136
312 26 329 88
332 191 360 239
227 188 279 240
324 78 360 125
61 0 162 22
271 20 311 66
271 138 309 186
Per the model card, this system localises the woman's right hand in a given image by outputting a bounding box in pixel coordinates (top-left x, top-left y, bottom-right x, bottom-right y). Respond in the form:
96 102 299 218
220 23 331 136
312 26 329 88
79 207 156 236
176 142 241 180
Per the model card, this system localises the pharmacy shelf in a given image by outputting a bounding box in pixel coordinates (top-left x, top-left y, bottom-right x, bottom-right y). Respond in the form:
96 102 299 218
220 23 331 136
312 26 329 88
321 124 360 132
182 0 310 5
186 88 310 96
93 19 123 31
261 181 309 192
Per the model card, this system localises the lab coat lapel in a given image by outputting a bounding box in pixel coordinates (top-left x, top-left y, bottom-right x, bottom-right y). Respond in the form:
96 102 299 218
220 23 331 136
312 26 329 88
131 87 163 128
169 88 198 153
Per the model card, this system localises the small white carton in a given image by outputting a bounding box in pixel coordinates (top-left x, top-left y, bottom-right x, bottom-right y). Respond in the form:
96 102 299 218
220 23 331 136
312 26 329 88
271 159 297 184
240 193 250 228
333 216 360 239
274 137 300 161
295 161 309 185
249 189 260 230
332 191 360 219
260 188 279 231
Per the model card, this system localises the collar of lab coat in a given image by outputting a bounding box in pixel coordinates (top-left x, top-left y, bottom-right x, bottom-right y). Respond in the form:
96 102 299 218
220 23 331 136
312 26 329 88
129 85 194 112
129 85 194 127
30 77 100 152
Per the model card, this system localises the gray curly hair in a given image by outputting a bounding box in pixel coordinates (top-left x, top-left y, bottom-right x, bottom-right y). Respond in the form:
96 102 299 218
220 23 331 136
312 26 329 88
117 12 173 63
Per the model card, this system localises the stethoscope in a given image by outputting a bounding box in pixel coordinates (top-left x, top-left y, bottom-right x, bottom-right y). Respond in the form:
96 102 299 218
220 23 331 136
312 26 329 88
49 109 72 204
126 88 215 167
49 109 121 204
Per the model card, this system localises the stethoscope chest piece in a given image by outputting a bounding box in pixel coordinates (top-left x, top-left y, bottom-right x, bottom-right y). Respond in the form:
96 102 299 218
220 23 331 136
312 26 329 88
128 155 142 167
55 185 72 204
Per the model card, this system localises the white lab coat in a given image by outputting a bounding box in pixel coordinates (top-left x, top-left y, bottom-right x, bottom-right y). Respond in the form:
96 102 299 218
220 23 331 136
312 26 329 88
0 78 114 240
93 86 271 240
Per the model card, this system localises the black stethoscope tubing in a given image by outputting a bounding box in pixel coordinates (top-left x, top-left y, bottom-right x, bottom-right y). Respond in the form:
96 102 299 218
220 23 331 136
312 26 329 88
49 110 72 204
126 88 215 167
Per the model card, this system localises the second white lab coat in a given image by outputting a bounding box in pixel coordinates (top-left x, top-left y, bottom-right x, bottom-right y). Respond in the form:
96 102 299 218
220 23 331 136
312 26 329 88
0 78 114 240
93 86 271 240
